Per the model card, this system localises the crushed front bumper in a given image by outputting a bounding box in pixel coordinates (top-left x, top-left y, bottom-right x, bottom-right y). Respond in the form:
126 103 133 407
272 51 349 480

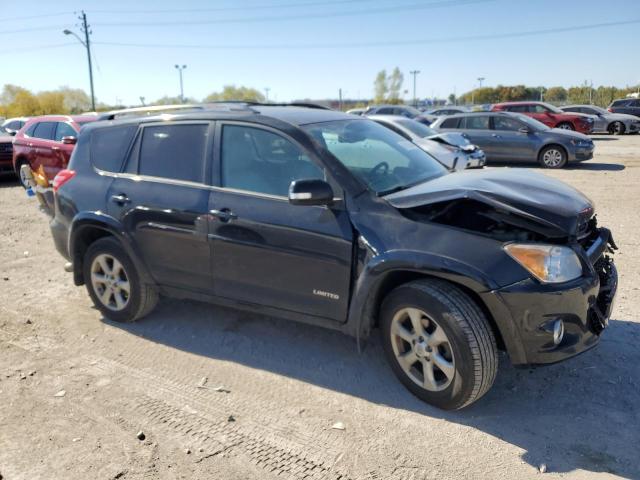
481 228 617 365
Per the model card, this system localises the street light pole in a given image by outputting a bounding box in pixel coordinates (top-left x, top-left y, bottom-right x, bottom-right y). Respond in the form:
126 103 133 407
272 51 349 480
264 88 270 102
472 77 485 105
63 10 95 111
410 70 420 107
174 65 187 103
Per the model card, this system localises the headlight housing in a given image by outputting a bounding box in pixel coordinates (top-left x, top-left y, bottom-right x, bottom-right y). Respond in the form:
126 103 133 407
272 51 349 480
570 138 591 147
504 244 583 283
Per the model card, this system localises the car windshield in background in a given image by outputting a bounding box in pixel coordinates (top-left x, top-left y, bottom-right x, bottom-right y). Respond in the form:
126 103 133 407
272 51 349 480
512 113 550 131
543 103 564 114
589 105 608 114
303 119 446 196
403 106 423 117
396 118 437 138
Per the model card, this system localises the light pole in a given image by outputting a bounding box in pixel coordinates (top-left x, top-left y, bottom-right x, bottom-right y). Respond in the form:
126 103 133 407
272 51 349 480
63 11 95 111
264 87 270 103
410 70 420 107
174 65 187 103
472 77 485 105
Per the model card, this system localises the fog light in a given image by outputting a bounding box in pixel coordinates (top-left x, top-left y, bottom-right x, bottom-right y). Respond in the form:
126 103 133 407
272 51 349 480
553 319 565 345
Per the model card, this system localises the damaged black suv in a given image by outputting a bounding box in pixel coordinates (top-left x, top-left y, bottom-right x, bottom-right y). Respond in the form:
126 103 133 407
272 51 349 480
48 104 618 410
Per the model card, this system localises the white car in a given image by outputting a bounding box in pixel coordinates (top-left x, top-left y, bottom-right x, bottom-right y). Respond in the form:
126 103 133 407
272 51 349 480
368 115 486 171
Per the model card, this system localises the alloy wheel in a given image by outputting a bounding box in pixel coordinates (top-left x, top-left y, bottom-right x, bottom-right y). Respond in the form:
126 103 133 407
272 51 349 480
390 307 456 391
90 254 131 311
18 165 30 189
542 148 563 167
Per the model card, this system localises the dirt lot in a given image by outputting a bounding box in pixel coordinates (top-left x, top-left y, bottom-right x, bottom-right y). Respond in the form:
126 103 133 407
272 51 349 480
1 135 639 480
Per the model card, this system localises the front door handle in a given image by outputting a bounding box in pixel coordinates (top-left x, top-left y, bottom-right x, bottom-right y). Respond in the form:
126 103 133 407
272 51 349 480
51 146 60 151
110 193 131 205
210 208 237 222
491 134 501 138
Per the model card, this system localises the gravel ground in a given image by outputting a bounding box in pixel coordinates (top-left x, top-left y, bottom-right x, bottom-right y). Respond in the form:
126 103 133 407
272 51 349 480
0 135 639 480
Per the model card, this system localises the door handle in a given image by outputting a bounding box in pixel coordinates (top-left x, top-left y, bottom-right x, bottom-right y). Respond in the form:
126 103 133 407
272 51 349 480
210 208 237 222
110 193 131 205
51 146 60 151
491 134 501 138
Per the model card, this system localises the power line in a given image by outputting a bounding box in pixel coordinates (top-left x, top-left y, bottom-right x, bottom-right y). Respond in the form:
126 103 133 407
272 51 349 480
92 18 640 50
0 25 65 35
91 0 495 27
0 12 72 22
0 43 75 55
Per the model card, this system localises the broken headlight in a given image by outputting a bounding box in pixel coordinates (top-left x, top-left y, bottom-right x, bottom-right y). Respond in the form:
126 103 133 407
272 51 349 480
504 244 583 283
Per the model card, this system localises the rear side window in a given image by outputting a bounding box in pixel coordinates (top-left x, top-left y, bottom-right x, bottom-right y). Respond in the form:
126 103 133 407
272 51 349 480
91 125 138 172
32 122 56 140
138 124 208 183
504 105 528 113
461 116 490 129
611 99 629 107
631 100 640 107
440 117 460 128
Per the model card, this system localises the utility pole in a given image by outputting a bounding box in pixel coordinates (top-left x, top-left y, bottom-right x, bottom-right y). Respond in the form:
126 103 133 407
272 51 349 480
473 77 485 105
338 88 343 111
63 11 96 111
410 70 420 107
174 65 187 103
264 88 270 102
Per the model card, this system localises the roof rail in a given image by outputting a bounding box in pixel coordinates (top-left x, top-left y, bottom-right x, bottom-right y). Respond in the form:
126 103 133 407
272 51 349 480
242 101 332 110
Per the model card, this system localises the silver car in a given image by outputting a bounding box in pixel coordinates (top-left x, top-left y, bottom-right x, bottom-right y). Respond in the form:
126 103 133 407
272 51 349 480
431 111 594 168
368 115 486 171
560 104 640 135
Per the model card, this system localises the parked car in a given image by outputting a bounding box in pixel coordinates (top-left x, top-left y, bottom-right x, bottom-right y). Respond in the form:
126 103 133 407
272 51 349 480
48 104 617 410
431 111 594 168
560 104 640 135
2 117 29 135
427 107 466 116
0 130 14 176
12 115 97 187
368 114 485 170
491 101 594 134
346 108 366 116
364 104 436 125
96 104 206 121
607 98 640 118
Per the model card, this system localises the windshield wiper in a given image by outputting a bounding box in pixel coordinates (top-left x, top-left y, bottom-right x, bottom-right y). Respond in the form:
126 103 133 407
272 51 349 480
377 185 408 196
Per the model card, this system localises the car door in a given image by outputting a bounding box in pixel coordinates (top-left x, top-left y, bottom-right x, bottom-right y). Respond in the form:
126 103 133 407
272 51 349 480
209 122 354 322
458 115 497 158
580 107 607 131
52 122 78 172
529 105 555 127
490 115 536 162
107 121 214 292
30 121 57 179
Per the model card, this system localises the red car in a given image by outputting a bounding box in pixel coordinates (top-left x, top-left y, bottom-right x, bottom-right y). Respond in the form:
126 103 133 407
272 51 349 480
491 102 594 134
12 115 96 188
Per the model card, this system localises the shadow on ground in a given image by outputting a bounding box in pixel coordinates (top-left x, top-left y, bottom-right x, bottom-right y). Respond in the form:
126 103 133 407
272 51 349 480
107 300 640 478
0 175 19 189
489 162 626 171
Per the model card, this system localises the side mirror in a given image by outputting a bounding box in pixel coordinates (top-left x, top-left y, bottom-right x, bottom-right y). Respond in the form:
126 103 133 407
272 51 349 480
289 179 334 206
518 127 530 134
8 130 17 136
61 136 77 145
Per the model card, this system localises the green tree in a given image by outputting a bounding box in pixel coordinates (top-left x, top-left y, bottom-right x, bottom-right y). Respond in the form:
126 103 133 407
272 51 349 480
204 85 265 102
388 67 404 103
544 86 567 103
36 91 66 115
447 93 456 105
373 70 388 103
6 90 40 117
58 87 92 113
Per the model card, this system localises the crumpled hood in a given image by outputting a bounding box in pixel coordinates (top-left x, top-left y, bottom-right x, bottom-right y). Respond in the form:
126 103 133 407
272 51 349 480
426 132 476 152
385 169 594 236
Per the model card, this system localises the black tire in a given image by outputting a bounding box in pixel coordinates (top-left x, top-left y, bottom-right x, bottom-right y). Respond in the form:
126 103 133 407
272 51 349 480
607 121 625 135
538 145 568 169
380 279 498 410
15 159 29 189
556 122 574 131
83 237 158 322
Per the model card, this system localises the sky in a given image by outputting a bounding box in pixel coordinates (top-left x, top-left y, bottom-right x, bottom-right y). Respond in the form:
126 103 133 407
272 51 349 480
2 0 640 105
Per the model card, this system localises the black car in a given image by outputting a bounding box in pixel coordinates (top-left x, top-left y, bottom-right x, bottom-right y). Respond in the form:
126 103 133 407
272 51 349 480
48 104 618 410
607 98 640 118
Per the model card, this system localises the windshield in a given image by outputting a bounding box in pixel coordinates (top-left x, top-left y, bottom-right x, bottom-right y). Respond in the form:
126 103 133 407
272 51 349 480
402 106 423 117
512 113 550 131
396 118 437 138
542 102 563 114
303 119 447 195
588 105 608 115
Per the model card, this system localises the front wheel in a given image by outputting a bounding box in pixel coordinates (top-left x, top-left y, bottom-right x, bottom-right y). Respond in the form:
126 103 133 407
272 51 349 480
16 160 30 189
83 237 158 323
538 145 567 168
608 121 625 135
380 279 498 410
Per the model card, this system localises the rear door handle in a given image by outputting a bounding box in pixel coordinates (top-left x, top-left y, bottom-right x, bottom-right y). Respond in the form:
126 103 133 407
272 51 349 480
110 194 131 205
210 208 237 222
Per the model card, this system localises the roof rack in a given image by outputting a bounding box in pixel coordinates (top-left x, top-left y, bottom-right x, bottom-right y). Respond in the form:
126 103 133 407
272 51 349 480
242 101 332 110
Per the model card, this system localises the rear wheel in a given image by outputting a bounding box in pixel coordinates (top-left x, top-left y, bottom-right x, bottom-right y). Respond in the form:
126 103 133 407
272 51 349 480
556 122 574 131
608 121 625 135
83 237 158 322
538 145 567 169
380 279 498 410
16 159 29 189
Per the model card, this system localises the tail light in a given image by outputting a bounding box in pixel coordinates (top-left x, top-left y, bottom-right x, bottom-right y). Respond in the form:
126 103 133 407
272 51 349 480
607 108 613 112
52 169 76 192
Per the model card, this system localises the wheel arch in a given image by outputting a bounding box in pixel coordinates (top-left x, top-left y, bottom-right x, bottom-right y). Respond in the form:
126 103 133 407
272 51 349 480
70 214 153 287
537 142 568 162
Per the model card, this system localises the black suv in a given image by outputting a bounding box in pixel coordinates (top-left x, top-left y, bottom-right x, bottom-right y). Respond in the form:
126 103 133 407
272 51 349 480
608 98 640 117
49 104 618 410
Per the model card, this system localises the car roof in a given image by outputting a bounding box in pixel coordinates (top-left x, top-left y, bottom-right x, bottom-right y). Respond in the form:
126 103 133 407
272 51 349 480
83 104 359 133
25 114 98 123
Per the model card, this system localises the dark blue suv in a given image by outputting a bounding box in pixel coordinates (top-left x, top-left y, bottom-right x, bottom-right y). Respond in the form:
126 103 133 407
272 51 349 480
48 104 618 410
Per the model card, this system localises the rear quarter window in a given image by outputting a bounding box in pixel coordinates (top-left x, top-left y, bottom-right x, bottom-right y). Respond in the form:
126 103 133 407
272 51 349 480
440 117 460 128
90 125 138 172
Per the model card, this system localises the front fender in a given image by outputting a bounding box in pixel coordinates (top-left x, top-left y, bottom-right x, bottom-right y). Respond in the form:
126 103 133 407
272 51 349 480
70 211 154 285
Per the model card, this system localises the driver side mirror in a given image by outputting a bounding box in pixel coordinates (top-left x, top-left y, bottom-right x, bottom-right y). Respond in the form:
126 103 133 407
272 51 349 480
289 179 334 206
7 130 17 136
62 136 77 145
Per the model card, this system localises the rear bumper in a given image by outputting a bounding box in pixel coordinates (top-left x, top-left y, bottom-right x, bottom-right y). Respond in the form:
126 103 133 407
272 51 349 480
50 213 71 261
481 228 617 365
